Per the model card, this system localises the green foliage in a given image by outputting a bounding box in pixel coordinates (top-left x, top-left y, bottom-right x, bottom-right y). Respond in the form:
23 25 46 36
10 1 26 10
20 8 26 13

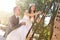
16 0 57 40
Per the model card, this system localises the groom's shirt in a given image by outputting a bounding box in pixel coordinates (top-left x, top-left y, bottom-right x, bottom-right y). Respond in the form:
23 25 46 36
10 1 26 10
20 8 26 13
15 16 19 19
15 15 19 22
15 15 21 24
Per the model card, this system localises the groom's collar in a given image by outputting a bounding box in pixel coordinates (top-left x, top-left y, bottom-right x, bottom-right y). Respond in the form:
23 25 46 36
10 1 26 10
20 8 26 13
14 15 19 18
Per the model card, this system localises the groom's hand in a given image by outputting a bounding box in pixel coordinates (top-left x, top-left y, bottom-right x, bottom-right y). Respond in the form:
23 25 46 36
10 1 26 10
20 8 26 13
20 22 26 25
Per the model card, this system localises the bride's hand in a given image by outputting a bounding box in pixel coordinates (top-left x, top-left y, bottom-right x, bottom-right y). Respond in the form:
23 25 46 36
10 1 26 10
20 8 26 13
34 11 41 18
36 18 41 23
36 11 41 15
20 22 26 25
43 13 46 16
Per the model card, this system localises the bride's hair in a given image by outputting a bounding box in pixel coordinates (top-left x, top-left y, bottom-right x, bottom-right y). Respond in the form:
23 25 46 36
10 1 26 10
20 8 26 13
28 3 36 13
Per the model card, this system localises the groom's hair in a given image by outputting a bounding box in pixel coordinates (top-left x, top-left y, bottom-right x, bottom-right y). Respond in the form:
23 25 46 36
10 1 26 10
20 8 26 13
13 6 20 12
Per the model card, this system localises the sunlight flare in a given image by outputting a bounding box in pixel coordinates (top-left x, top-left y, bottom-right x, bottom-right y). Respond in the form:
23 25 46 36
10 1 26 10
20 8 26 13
0 0 16 13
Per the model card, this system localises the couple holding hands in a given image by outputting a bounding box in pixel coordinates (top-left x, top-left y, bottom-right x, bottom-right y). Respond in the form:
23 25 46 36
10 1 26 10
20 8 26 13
4 3 41 40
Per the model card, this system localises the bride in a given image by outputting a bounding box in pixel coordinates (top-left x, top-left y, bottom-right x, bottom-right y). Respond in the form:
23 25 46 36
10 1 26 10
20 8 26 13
6 3 40 40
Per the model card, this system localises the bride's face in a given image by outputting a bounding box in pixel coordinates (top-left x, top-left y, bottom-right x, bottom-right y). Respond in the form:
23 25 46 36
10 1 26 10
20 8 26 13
31 5 36 11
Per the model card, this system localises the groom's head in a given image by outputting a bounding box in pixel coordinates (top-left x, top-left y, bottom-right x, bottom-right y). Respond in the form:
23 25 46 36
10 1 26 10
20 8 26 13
13 6 21 16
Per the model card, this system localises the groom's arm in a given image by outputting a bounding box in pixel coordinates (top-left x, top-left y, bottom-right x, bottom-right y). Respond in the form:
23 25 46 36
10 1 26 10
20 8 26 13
9 19 21 29
9 18 16 27
13 22 26 29
9 18 26 29
17 22 26 27
16 23 22 27
18 22 26 26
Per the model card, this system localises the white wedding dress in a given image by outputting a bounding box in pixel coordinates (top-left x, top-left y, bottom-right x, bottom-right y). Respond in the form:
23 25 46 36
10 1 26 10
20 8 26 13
6 15 34 40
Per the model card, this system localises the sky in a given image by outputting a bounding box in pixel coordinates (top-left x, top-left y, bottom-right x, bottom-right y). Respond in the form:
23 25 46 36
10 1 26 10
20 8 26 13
0 0 16 13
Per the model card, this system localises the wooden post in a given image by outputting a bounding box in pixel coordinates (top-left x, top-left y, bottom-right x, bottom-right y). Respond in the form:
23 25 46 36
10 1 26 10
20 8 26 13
51 3 60 40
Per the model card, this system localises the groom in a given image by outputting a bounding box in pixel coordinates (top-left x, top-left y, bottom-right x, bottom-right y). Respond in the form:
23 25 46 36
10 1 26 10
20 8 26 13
4 6 26 38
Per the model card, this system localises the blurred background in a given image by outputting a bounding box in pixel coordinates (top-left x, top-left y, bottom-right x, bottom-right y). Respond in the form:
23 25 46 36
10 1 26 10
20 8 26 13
0 0 60 40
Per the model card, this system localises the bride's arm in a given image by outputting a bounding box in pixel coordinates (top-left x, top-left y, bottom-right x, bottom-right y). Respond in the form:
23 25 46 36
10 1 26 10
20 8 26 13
24 10 35 17
35 12 46 23
34 11 41 19
24 10 41 18
35 11 42 23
